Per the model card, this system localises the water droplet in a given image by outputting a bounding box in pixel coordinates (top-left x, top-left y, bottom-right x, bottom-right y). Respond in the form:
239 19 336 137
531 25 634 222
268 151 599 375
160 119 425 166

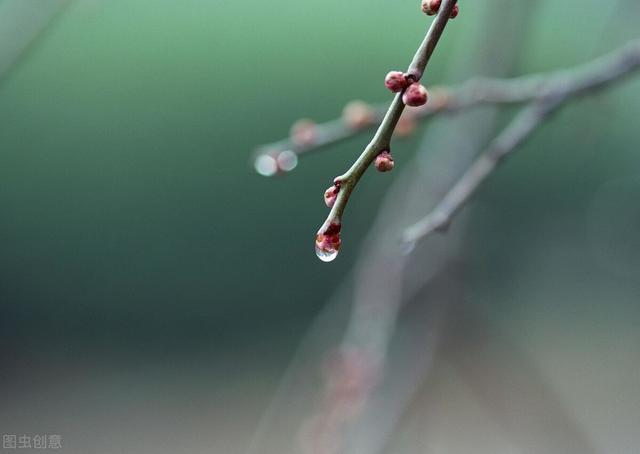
276 150 298 172
315 236 340 262
254 154 278 177
315 223 342 262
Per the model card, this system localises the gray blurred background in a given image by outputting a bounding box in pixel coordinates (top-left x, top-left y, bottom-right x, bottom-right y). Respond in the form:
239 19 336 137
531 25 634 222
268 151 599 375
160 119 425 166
0 0 639 453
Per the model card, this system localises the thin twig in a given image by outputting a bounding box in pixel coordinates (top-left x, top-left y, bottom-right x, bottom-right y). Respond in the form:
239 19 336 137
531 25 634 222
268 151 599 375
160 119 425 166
403 38 640 246
316 0 458 237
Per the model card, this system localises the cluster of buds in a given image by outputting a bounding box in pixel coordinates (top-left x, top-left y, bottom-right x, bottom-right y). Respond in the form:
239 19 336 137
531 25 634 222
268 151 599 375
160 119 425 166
421 0 459 18
384 71 429 107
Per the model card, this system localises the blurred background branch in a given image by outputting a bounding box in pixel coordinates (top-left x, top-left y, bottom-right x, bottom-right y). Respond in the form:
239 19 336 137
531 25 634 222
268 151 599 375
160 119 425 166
404 38 640 246
0 0 70 84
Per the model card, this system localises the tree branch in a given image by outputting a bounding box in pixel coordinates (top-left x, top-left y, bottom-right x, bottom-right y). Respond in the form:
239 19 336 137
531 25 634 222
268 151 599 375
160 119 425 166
313 0 458 260
253 39 640 173
402 38 640 247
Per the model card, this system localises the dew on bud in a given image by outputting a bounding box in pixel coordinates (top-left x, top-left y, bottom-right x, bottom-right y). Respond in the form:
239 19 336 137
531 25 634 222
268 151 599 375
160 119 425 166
315 236 340 262
254 154 278 177
315 240 339 262
315 222 342 262
276 150 298 172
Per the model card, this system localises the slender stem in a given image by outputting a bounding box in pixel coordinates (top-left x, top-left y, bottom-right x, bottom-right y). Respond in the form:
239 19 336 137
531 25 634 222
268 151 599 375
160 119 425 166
319 0 458 232
407 1 456 80
403 39 640 246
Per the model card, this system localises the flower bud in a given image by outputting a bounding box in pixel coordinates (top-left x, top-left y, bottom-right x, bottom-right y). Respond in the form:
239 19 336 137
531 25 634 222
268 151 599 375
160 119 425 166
421 0 441 15
374 150 394 172
324 184 340 208
402 83 428 107
450 4 459 18
384 71 409 93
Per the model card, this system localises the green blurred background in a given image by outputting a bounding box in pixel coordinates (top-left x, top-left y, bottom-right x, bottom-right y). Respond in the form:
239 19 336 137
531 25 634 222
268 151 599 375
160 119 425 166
0 0 639 453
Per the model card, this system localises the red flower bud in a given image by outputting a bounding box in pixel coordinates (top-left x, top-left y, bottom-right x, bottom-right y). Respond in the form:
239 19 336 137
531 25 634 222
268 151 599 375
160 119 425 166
384 71 409 93
402 83 428 107
374 150 394 172
324 184 340 208
450 4 459 18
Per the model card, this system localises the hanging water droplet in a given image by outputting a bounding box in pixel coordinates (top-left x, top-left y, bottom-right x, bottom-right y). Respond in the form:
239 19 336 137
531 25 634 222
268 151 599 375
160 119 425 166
254 154 278 177
315 235 340 262
276 150 298 172
315 222 342 262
